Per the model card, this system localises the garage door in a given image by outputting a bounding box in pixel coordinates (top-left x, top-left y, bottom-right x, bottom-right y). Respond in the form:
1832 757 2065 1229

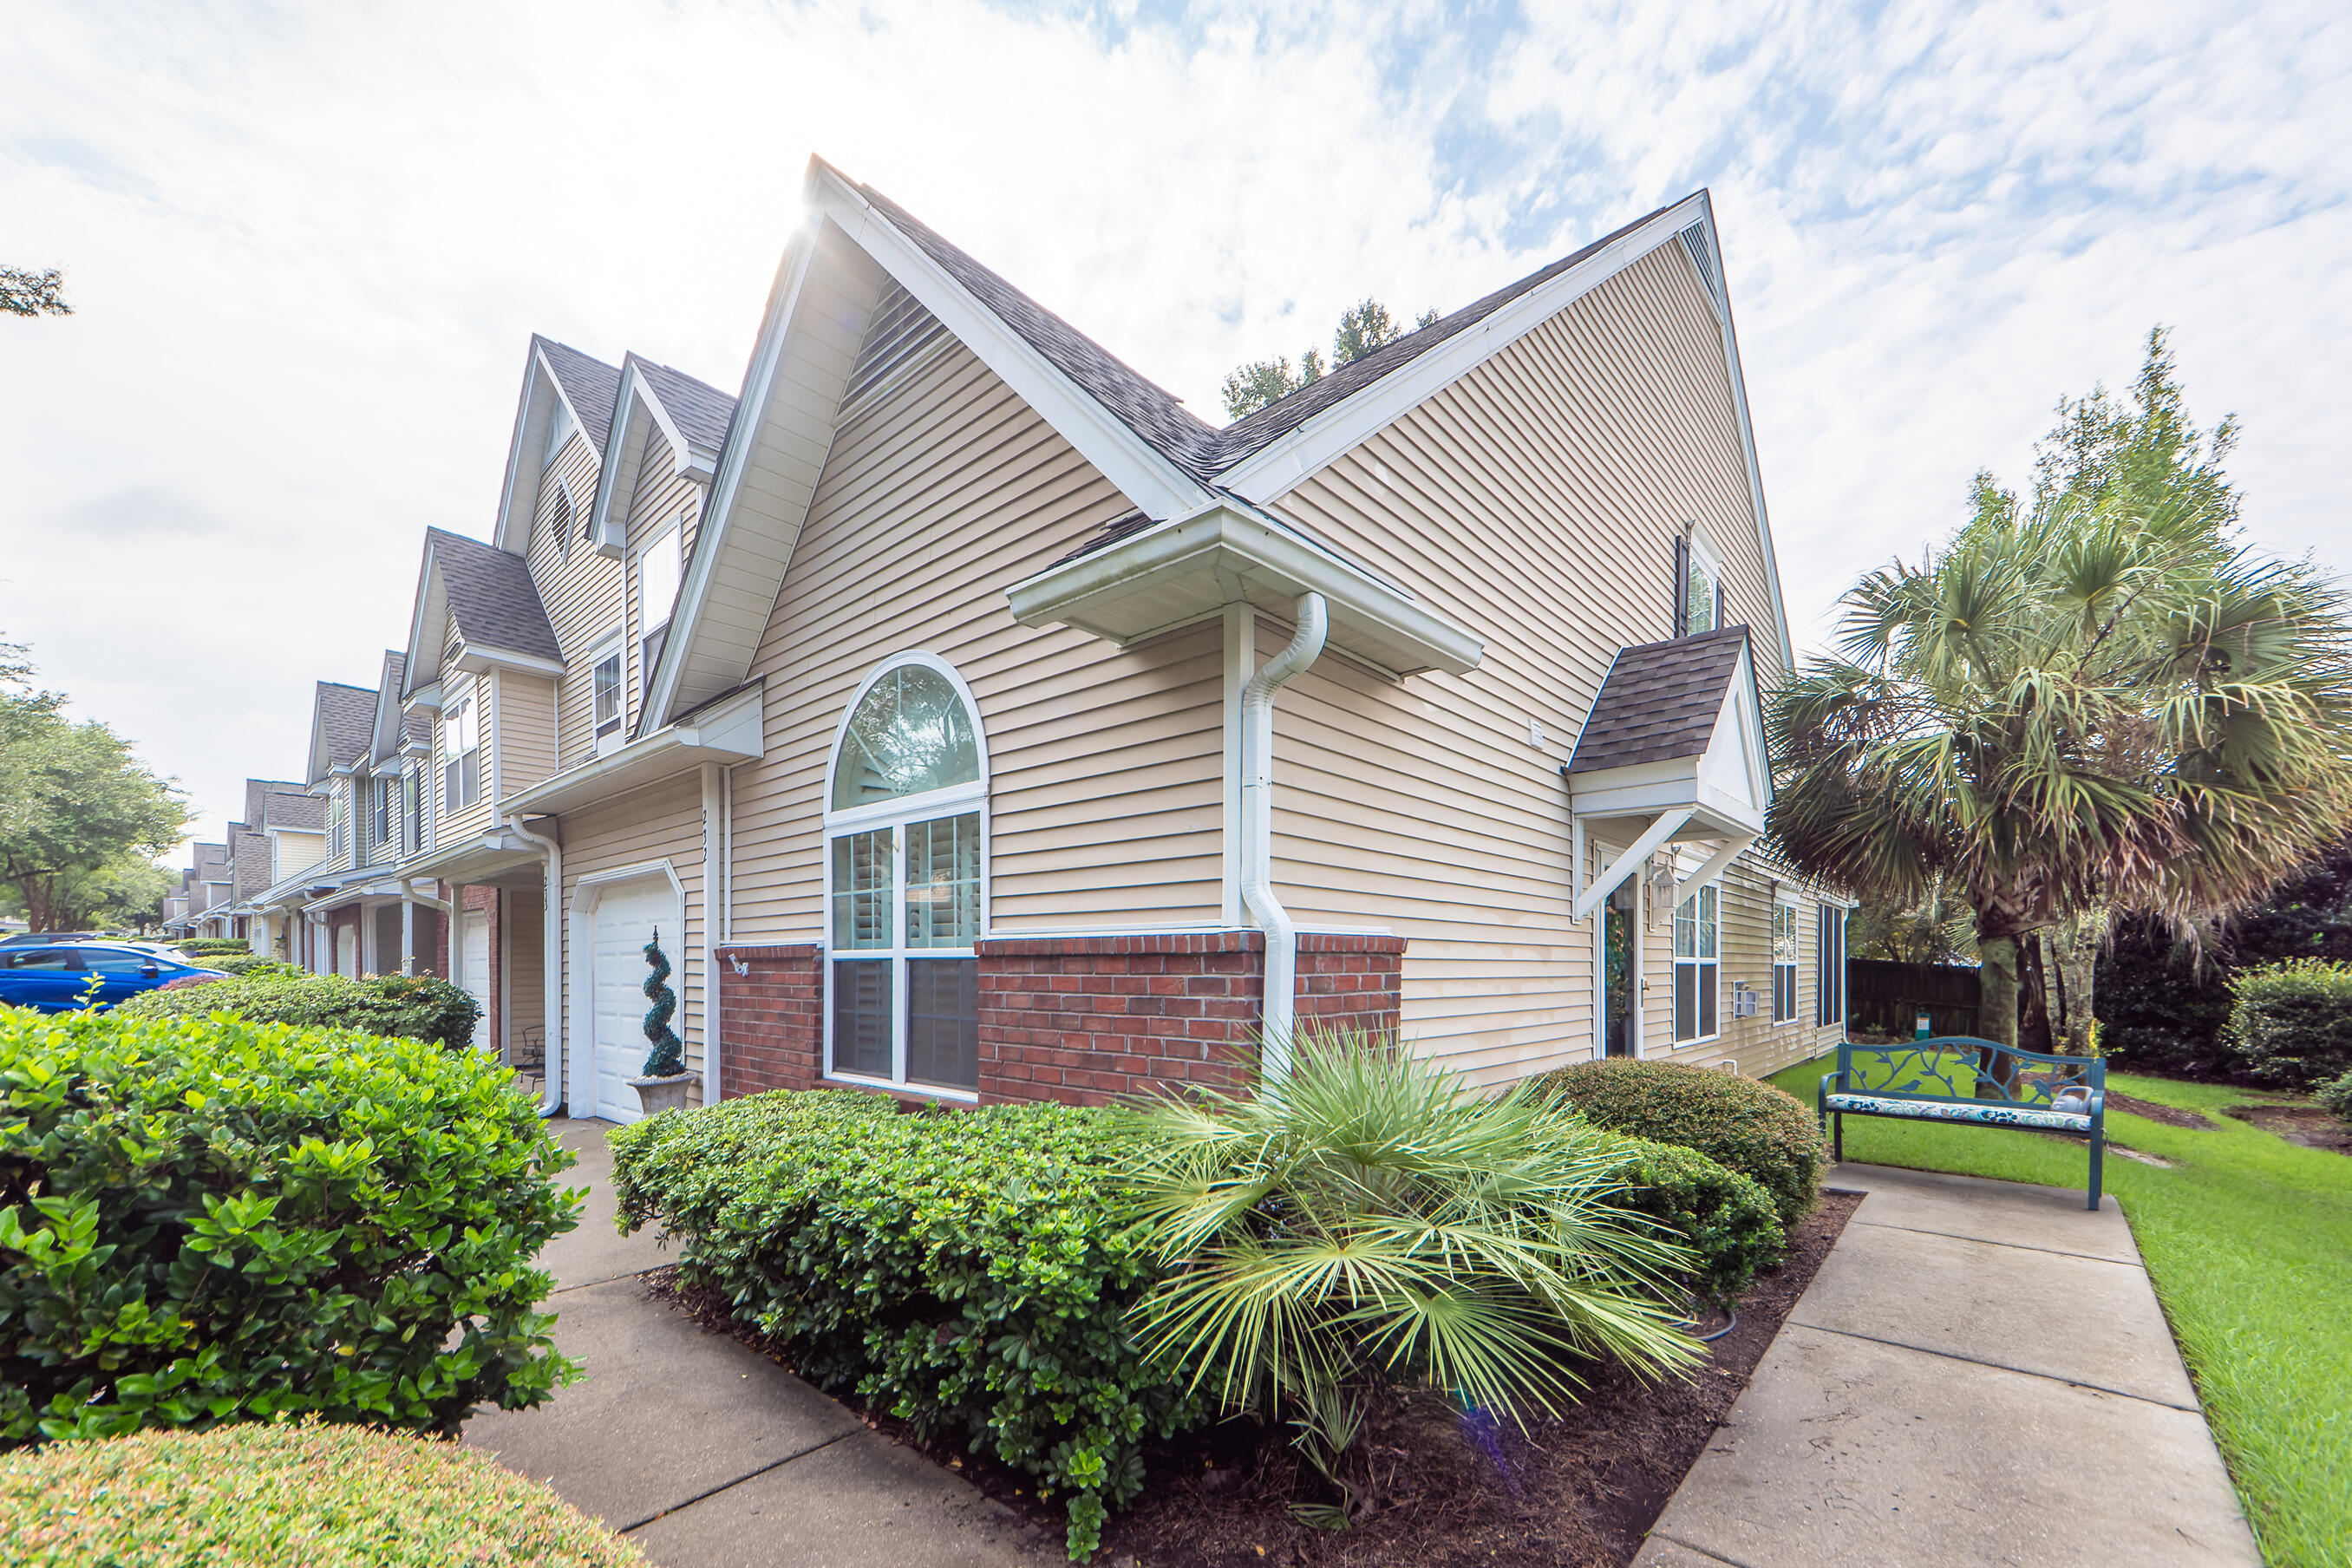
589 876 677 1123
461 911 493 1049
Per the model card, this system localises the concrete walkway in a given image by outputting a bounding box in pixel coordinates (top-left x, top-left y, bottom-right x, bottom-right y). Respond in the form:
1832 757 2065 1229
464 1118 1053 1568
1636 1163 2263 1568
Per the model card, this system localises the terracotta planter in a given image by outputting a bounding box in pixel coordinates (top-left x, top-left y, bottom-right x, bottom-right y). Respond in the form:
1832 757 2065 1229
626 1071 701 1118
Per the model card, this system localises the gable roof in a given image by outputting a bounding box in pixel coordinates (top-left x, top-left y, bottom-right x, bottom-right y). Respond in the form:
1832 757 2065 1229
402 529 563 696
637 359 736 454
242 777 304 829
536 336 623 456
262 792 325 832
369 650 428 761
489 336 623 557
1566 626 1751 774
308 682 377 783
648 157 1794 725
584 354 740 555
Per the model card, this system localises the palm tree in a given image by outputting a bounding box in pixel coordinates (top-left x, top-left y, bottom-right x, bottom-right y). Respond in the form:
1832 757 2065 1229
1768 494 2352 1056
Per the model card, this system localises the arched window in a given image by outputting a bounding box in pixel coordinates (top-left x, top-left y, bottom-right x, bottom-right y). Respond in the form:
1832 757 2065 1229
823 656 987 1094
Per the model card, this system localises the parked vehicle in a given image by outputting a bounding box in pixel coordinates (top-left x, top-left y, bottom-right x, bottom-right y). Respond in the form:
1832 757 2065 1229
0 931 112 948
0 944 229 1012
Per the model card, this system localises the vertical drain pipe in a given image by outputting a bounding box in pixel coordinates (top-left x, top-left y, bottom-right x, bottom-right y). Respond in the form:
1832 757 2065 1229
1239 592 1327 1087
505 813 565 1119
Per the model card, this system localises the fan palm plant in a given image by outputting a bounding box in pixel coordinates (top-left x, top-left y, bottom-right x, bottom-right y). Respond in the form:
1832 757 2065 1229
1122 1030 1701 1527
1770 493 2352 1054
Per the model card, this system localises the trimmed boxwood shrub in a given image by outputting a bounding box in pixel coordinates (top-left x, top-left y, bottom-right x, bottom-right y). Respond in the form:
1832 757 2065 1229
1598 1132 1785 1306
0 1418 641 1565
209 953 300 978
178 938 251 957
0 1008 579 1444
2221 960 2352 1090
612 1090 1201 1561
115 970 480 1049
1535 1060 1826 1227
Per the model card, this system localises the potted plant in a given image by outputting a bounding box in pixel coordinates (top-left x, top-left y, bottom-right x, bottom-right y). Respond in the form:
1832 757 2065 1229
625 929 699 1116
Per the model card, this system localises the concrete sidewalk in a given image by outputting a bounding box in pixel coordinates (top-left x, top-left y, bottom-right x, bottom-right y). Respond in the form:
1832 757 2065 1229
464 1118 1052 1568
1635 1163 2262 1568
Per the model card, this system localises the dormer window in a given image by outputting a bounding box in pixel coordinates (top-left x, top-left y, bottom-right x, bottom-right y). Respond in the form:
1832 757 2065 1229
543 397 576 469
638 526 682 692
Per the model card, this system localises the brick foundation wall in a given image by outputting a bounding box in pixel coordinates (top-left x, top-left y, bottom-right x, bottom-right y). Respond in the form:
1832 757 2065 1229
716 943 824 1098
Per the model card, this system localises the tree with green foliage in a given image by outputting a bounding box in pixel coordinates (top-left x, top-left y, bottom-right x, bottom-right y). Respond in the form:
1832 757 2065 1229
1 265 72 317
1769 336 2352 1061
0 638 189 932
1220 297 1441 419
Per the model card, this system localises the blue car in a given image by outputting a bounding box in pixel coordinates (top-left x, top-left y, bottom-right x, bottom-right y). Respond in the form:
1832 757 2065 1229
0 943 229 1013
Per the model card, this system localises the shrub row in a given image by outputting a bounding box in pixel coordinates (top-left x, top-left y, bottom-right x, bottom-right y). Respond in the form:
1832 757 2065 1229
612 1091 1199 1560
177 938 251 957
1535 1059 1827 1227
1598 1132 1785 1306
0 1008 578 1444
2221 960 2352 1091
209 953 301 977
0 1419 640 1566
117 970 480 1049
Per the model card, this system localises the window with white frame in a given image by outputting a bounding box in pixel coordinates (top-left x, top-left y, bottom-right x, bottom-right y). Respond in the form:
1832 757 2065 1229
550 484 573 562
442 683 480 813
543 397 575 469
825 657 986 1093
1681 525 1722 637
371 776 391 851
1673 882 1720 1043
1773 899 1800 1023
403 768 421 853
326 787 349 864
1816 902 1847 1026
591 638 624 754
638 526 682 690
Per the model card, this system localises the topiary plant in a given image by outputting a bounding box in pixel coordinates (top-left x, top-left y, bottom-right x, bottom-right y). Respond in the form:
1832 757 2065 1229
638 930 683 1078
1533 1059 1826 1227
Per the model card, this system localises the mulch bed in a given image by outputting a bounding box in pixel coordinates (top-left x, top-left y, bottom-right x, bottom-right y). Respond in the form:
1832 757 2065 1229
2223 1101 2352 1156
652 1191 1864 1567
2104 1091 2217 1130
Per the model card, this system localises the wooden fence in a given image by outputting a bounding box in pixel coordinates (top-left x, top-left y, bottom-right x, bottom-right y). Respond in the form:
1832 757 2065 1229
1847 958 1983 1040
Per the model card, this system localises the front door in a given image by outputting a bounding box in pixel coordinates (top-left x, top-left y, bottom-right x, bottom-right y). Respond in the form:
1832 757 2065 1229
1604 903 1636 1057
589 876 676 1123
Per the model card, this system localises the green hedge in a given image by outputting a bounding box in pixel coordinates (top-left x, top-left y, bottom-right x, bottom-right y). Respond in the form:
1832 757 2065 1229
0 1009 578 1443
1600 1133 1785 1306
1535 1060 1826 1227
208 953 300 978
2316 1070 2352 1125
612 1091 1199 1560
178 938 251 957
2222 961 2352 1091
0 1418 641 1565
115 970 480 1049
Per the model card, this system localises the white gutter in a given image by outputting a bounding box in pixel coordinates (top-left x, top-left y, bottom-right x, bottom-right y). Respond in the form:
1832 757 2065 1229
1240 592 1327 1085
503 813 565 1120
1570 808 1693 924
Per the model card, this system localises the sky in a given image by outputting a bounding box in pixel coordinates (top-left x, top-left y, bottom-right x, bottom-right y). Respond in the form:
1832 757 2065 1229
3 0 2346 864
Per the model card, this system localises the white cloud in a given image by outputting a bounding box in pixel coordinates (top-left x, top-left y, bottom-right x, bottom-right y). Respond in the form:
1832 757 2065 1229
3 0 2344 860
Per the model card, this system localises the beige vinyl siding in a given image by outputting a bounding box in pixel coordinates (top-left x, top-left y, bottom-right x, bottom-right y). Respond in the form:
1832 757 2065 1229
273 831 323 879
1269 242 1835 1084
622 432 702 729
490 670 559 797
726 337 1224 946
434 651 496 846
558 773 707 1075
525 428 625 772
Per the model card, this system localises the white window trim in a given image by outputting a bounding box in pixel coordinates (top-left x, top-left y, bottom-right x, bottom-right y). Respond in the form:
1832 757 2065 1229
1672 879 1722 1047
820 652 990 1099
588 630 626 748
1771 895 1800 1027
1686 523 1723 637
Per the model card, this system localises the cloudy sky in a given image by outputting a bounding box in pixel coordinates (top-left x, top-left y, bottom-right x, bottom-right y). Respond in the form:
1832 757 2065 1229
3 0 2346 861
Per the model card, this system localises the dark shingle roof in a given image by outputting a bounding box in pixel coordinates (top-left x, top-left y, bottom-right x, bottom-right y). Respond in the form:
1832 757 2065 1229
637 358 738 454
193 842 229 879
535 336 623 455
264 793 324 832
243 778 304 829
312 683 376 781
372 650 422 761
427 528 561 663
234 830 273 898
1566 626 1750 774
856 180 1676 484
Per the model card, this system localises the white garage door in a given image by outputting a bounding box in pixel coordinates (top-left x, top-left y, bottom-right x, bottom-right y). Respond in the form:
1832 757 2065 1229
589 876 677 1123
461 911 493 1049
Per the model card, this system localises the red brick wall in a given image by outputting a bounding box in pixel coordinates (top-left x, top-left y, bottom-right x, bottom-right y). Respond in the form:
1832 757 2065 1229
712 931 1406 1109
716 943 823 1098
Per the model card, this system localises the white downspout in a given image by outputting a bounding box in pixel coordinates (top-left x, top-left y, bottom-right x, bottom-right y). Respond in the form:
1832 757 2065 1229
700 762 723 1105
504 813 565 1119
1240 591 1327 1086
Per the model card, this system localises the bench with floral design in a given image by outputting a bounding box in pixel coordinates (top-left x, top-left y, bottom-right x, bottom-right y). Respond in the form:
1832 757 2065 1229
1819 1036 2107 1209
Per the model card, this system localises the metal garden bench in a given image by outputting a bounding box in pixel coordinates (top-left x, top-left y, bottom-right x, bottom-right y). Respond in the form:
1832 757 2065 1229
1818 1036 2107 1209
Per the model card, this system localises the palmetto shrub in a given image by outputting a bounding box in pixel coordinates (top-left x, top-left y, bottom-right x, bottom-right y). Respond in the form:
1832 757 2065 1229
2222 960 2352 1090
0 1419 641 1566
115 970 481 1050
1534 1059 1826 1227
0 1008 578 1445
1124 1031 1701 1528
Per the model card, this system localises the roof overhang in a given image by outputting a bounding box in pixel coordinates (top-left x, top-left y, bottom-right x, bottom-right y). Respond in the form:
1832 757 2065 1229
451 644 566 680
1566 645 1770 839
588 362 718 560
401 829 549 887
1006 501 1482 678
500 682 764 818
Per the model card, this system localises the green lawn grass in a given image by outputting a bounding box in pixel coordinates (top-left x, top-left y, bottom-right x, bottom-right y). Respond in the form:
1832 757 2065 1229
1769 1055 2352 1568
